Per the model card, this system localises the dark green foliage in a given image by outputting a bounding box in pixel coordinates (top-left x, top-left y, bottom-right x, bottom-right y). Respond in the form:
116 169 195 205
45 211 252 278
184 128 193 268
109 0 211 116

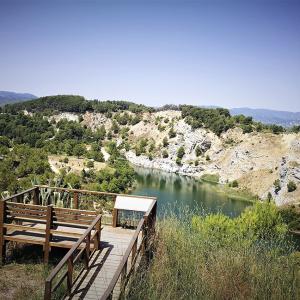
0 113 54 147
86 160 94 168
195 145 202 157
269 124 285 134
162 137 169 147
176 157 182 165
291 125 300 133
181 105 233 136
162 150 169 158
4 95 90 113
0 145 53 193
168 127 176 138
287 181 297 192
177 146 185 159
229 180 239 187
130 115 142 125
73 144 86 158
274 179 281 194
111 120 120 134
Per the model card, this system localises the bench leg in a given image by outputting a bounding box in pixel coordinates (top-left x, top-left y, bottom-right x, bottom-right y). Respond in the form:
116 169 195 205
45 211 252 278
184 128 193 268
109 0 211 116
0 240 6 265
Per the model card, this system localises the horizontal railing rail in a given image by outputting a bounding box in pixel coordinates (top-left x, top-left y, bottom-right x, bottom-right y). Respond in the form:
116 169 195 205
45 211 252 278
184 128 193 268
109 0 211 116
44 214 102 300
2 186 39 204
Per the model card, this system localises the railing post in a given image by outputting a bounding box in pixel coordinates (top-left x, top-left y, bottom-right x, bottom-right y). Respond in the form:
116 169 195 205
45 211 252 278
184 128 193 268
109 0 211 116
67 255 74 295
73 192 79 209
44 205 53 264
0 200 7 265
112 208 118 228
44 280 51 300
95 216 101 250
33 187 40 205
85 231 91 269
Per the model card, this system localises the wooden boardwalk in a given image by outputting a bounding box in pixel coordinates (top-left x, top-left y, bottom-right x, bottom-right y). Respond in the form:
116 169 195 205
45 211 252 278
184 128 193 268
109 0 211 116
67 226 141 300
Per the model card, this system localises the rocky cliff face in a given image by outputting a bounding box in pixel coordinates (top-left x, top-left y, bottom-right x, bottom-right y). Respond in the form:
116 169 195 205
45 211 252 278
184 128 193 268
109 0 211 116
59 110 300 205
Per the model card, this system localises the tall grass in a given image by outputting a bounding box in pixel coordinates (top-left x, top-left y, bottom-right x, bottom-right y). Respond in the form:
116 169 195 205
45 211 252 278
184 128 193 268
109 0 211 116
129 204 300 300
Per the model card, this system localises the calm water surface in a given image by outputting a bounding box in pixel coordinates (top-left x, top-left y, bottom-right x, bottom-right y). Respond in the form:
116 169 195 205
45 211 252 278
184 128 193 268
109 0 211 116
131 167 252 218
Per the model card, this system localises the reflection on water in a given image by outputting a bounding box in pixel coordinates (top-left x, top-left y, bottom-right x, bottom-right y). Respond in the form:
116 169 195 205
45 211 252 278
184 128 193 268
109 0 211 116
131 167 251 218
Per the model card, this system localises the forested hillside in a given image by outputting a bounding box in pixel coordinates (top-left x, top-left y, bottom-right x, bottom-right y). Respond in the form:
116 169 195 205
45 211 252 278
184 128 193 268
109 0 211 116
1 95 299 206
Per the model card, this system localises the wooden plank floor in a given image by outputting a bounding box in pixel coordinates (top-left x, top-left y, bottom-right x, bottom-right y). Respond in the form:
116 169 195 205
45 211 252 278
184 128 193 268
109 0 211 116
66 226 140 300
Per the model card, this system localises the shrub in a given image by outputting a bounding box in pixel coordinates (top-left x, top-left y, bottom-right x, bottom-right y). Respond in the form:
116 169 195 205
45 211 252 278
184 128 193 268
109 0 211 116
176 157 182 165
63 157 69 163
129 203 295 300
162 137 169 147
168 127 176 138
206 154 210 161
162 150 169 158
86 160 94 168
177 146 185 159
273 179 281 194
195 145 202 157
287 180 297 192
229 180 238 188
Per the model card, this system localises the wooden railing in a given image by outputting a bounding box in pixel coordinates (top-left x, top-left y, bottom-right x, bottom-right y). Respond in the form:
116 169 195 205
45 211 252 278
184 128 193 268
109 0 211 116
44 214 102 300
100 199 157 299
35 185 156 227
2 186 39 204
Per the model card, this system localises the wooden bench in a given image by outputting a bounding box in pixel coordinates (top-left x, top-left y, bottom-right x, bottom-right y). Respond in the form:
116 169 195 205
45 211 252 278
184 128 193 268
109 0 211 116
0 201 101 264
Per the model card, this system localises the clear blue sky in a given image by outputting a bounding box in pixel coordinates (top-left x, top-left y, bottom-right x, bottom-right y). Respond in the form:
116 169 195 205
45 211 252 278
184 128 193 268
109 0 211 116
0 0 299 110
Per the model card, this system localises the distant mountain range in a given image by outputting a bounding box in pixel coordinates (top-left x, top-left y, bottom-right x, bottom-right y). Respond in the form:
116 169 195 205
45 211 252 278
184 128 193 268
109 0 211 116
230 107 300 127
0 91 37 105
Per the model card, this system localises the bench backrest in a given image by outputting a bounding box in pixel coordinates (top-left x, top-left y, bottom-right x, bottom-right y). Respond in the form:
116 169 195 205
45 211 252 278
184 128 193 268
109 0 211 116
52 207 97 226
5 202 48 223
4 202 97 227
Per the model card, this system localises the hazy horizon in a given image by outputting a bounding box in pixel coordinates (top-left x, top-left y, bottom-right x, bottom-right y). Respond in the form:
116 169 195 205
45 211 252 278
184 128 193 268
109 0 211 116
0 0 299 111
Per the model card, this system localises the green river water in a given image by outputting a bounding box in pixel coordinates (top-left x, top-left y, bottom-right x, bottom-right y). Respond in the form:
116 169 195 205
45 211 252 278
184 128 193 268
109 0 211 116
131 167 252 218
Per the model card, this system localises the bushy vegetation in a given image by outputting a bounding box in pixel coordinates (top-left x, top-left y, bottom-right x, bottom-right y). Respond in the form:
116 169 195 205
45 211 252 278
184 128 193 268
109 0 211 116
180 105 286 136
0 145 53 194
129 203 299 299
3 95 153 114
287 180 297 192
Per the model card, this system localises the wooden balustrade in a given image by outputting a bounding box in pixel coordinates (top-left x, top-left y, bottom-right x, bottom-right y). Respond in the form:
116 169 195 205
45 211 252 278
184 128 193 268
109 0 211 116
44 214 102 300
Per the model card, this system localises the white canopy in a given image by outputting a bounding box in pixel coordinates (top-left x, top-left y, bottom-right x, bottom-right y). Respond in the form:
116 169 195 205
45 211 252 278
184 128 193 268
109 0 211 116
114 195 154 212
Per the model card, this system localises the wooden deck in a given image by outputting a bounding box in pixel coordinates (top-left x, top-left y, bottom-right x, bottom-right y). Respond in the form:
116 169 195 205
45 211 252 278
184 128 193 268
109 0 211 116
0 186 157 300
67 226 141 300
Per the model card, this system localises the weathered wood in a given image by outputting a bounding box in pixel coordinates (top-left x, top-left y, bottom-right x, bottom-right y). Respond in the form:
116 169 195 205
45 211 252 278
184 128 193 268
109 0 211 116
44 214 102 300
67 255 74 294
85 232 91 269
94 216 101 250
33 187 40 205
44 205 53 264
53 207 97 215
2 187 36 203
73 192 79 209
7 202 47 210
112 208 118 228
0 200 7 265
